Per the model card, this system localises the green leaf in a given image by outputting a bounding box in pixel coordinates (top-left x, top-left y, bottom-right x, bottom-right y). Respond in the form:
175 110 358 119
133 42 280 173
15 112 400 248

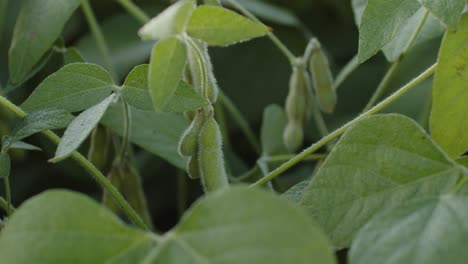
102 104 188 169
0 190 155 263
418 0 466 29
0 152 10 179
382 9 444 62
358 0 421 62
138 0 196 41
148 37 188 112
148 187 336 264
350 194 468 264
282 180 309 204
21 63 114 113
63 47 85 64
300 114 461 248
122 64 208 112
430 14 468 158
10 109 74 142
260 104 288 156
9 141 42 152
52 94 116 162
8 0 80 84
187 6 270 46
456 156 468 168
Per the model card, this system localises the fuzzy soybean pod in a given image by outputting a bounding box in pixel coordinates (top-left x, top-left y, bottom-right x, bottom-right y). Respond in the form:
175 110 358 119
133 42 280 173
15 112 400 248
309 39 336 114
178 111 205 157
284 120 304 153
186 153 200 179
198 115 229 192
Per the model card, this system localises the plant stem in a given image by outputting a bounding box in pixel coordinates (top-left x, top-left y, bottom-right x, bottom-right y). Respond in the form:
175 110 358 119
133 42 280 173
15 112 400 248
0 197 13 213
80 0 116 79
334 54 359 90
218 91 261 155
115 0 150 24
0 95 149 230
225 0 297 64
362 10 429 112
251 63 437 187
118 98 131 160
3 176 11 215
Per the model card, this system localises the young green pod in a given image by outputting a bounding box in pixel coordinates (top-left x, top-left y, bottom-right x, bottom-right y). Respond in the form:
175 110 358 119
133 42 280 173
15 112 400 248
0 151 11 179
178 111 205 157
285 67 310 123
87 125 112 171
102 164 123 214
198 115 229 192
308 39 336 114
186 153 200 179
283 120 304 152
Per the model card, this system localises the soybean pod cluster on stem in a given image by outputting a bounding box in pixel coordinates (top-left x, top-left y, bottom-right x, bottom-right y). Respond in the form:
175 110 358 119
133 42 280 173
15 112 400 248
284 38 337 152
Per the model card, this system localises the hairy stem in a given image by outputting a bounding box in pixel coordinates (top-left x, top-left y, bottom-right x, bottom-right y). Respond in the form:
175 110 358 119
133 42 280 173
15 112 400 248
0 196 14 214
251 63 437 187
0 95 149 230
334 54 359 90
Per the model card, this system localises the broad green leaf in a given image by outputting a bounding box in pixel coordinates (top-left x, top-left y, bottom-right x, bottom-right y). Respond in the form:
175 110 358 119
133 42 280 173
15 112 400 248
148 37 188 112
9 141 41 151
138 0 196 41
63 47 85 64
21 63 114 113
358 0 421 62
282 180 309 204
8 0 80 83
53 94 116 162
357 3 444 65
418 0 466 29
350 194 468 264
260 104 288 156
147 187 336 264
9 109 74 142
187 6 270 46
0 152 10 179
300 114 461 248
430 14 468 158
237 0 301 27
0 190 155 263
382 9 444 62
204 0 221 6
122 65 208 112
456 156 468 167
102 103 188 169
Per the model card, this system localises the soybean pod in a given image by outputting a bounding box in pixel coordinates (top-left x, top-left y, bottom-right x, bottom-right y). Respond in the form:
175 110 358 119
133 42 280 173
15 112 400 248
198 114 229 192
178 110 205 157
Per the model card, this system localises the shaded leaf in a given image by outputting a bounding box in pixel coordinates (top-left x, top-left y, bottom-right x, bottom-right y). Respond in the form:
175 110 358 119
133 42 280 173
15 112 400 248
358 0 421 62
301 114 460 248
21 63 114 113
53 94 116 162
430 14 468 158
8 0 80 83
187 6 270 46
282 180 309 204
418 0 466 29
350 194 468 264
237 0 301 27
9 141 41 152
0 190 155 263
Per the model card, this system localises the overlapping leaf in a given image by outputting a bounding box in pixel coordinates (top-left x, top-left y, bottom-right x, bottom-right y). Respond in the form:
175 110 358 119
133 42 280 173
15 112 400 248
300 114 461 248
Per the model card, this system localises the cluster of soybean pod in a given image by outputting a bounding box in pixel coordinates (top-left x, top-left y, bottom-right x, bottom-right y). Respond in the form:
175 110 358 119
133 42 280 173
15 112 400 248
284 39 336 152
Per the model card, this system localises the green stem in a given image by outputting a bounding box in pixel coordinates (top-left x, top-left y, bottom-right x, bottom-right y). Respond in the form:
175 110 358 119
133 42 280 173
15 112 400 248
185 36 208 100
80 0 116 79
118 98 131 160
0 197 11 213
334 54 359 90
251 63 437 187
3 176 11 215
218 91 261 155
0 95 149 230
362 10 429 112
115 0 150 24
310 100 330 142
225 0 297 64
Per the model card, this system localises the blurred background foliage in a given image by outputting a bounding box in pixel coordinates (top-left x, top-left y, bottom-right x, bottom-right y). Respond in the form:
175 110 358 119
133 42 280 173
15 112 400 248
0 0 439 233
